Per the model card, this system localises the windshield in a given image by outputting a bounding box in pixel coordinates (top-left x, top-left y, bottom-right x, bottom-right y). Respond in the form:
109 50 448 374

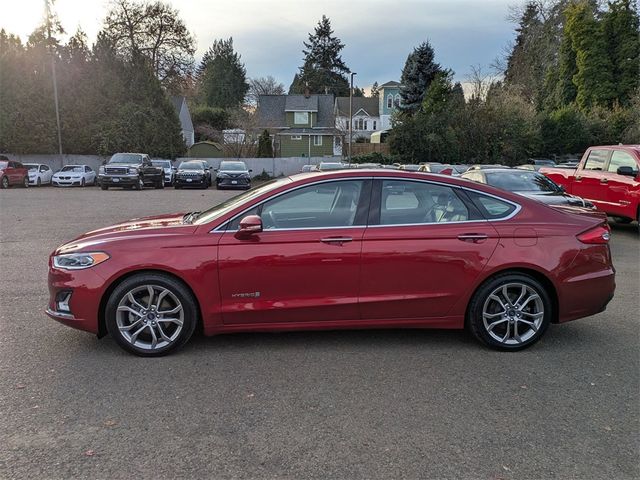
179 162 205 170
110 153 142 164
152 160 171 168
24 164 38 171
220 162 247 171
193 178 290 225
485 172 559 192
61 166 84 173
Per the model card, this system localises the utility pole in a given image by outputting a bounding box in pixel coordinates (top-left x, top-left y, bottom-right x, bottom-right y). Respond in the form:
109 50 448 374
45 0 63 157
348 72 356 166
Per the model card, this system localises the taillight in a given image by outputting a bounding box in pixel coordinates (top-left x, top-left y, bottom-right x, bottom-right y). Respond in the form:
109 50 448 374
577 224 611 244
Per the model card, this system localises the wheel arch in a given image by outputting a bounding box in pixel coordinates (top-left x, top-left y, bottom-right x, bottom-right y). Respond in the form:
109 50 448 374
97 268 203 338
465 267 560 326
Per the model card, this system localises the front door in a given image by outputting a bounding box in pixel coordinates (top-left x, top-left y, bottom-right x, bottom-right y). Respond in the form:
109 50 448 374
218 179 371 325
571 149 611 210
359 179 500 320
604 149 640 218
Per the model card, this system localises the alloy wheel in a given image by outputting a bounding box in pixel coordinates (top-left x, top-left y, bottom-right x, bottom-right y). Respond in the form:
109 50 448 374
115 285 184 351
482 282 544 345
1 177 8 188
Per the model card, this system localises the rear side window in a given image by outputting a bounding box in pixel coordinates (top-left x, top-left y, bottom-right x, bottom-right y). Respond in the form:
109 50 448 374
607 150 638 173
466 191 517 219
583 150 609 171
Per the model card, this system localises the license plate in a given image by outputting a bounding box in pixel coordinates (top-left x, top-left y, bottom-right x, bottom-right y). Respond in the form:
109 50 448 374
186 178 192 182
113 178 120 182
231 180 237 184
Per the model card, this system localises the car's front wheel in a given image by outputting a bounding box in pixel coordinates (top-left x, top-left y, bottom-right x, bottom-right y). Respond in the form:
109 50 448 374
467 273 551 351
22 176 29 188
1 176 8 189
105 273 198 356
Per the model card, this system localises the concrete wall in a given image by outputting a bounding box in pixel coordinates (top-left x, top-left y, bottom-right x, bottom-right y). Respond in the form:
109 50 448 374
2 154 338 177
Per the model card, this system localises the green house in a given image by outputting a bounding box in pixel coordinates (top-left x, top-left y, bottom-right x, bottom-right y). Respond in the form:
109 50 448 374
257 94 339 157
187 141 224 158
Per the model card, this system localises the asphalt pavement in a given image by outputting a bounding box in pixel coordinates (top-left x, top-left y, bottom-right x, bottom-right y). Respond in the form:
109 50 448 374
1 185 638 479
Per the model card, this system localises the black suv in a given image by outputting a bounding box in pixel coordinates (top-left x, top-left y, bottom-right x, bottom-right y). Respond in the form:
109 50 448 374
99 153 164 190
174 160 212 189
215 161 252 190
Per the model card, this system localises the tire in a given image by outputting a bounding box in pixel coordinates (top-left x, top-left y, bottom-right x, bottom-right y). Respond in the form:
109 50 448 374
155 178 164 189
174 185 181 190
22 176 29 188
37 178 41 187
133 178 143 190
467 273 552 351
105 273 198 356
1 177 8 189
614 217 632 224
81 178 86 187
101 184 108 190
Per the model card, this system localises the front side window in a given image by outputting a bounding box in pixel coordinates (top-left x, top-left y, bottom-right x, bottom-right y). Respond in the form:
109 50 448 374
294 112 309 124
608 150 638 173
379 180 470 225
583 150 609 171
230 180 365 230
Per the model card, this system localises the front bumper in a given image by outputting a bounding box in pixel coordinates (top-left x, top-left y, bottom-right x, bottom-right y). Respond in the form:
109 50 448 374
217 177 251 188
99 174 139 186
175 176 207 186
53 178 83 187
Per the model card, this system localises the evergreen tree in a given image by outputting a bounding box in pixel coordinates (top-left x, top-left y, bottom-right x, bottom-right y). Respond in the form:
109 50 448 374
565 1 616 109
398 41 443 114
370 81 380 98
451 82 466 107
256 130 273 157
198 38 249 109
602 0 640 106
289 16 351 96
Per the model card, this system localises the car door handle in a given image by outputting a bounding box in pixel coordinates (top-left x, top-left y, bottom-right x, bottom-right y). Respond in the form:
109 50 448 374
457 233 488 243
600 178 608 184
320 237 353 245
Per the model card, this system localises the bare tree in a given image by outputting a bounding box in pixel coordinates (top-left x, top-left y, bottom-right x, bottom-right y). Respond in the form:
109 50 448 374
102 0 196 91
246 76 285 106
467 65 495 101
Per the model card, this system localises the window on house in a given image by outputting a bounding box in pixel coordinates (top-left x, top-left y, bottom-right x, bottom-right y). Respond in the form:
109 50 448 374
345 120 349 130
313 135 323 146
373 120 377 130
387 95 393 109
364 120 368 130
294 112 309 124
291 135 302 140
394 94 401 107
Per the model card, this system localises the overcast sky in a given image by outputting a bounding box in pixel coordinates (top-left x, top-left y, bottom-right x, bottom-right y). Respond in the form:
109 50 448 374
1 0 516 89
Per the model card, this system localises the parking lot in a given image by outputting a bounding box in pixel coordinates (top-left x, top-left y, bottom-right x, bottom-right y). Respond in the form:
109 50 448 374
0 186 638 479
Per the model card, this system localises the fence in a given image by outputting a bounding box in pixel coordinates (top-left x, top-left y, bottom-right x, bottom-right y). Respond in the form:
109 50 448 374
350 143 391 156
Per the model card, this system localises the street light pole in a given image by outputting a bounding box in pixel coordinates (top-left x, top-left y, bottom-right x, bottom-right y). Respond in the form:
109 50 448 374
45 0 63 157
348 72 356 166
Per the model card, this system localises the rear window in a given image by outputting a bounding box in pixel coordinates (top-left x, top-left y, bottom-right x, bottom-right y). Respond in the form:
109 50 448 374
583 150 609 171
466 191 517 219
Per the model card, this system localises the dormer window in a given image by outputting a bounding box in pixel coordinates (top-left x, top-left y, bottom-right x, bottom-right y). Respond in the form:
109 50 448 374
294 112 309 124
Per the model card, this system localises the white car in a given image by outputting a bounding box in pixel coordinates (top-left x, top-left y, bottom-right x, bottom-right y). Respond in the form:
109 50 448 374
52 165 97 187
151 159 176 186
24 163 54 186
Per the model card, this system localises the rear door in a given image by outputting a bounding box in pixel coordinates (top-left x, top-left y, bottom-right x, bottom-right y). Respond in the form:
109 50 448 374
359 179 500 320
604 149 640 218
571 149 611 209
218 179 371 325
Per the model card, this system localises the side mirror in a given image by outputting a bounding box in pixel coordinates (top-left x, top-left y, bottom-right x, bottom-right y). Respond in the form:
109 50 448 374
248 169 253 173
558 184 566 193
236 215 262 237
617 166 637 177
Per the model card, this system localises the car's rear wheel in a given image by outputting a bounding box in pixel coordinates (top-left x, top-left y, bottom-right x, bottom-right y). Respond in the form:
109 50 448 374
467 273 551 351
22 176 29 188
105 273 198 356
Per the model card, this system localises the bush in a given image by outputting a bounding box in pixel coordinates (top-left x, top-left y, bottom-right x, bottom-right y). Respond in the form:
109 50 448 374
350 152 397 164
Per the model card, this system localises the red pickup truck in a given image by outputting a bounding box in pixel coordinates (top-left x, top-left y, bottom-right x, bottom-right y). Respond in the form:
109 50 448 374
540 145 640 226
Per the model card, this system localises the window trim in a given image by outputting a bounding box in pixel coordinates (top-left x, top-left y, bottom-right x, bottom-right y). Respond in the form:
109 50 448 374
583 149 611 171
293 111 309 124
607 149 638 174
212 177 521 233
291 135 302 141
313 135 322 146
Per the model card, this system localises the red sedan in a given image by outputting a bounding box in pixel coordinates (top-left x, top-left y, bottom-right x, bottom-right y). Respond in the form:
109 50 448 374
46 170 616 356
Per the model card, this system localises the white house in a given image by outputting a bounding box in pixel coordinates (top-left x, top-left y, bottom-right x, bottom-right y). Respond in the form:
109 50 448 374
170 96 195 147
334 97 380 144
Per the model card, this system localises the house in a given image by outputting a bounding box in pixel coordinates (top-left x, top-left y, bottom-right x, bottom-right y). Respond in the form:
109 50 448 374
187 141 223 158
170 96 195 148
257 93 339 157
378 80 402 130
334 97 380 144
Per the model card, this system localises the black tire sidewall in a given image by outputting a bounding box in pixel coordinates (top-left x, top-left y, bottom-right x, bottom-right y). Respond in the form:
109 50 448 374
105 273 198 356
468 273 552 351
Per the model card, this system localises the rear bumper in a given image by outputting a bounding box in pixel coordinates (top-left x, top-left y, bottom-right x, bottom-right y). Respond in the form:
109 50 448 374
557 267 616 323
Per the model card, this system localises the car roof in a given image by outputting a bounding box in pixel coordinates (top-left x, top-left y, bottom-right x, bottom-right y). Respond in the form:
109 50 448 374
466 168 535 174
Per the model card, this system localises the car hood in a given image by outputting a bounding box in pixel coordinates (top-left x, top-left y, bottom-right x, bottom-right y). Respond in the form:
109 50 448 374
56 213 196 254
218 170 248 175
178 169 205 174
106 163 141 168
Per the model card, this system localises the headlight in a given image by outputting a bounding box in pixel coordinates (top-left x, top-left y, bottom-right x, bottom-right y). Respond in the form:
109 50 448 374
99 166 105 174
128 167 138 174
53 252 110 270
217 172 229 178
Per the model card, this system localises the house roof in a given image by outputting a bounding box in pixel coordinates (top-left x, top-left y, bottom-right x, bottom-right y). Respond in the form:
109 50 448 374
285 95 319 112
170 96 185 111
379 80 400 88
335 97 379 117
257 94 335 129
277 127 336 135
